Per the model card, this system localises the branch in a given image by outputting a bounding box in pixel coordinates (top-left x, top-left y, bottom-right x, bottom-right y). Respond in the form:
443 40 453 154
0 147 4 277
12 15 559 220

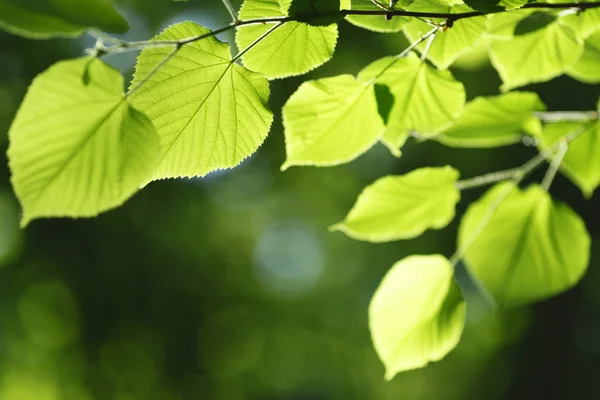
94 2 600 56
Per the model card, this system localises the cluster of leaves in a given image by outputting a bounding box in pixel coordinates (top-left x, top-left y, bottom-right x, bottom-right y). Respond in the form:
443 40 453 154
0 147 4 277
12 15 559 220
3 0 600 380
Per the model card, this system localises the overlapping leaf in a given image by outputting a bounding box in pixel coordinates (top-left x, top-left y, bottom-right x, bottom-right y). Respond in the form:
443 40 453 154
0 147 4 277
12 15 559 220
459 183 590 306
489 12 584 90
567 30 600 83
130 22 273 181
358 53 466 154
438 92 545 147
282 75 385 169
341 0 409 33
403 7 486 69
0 0 129 39
331 167 460 242
539 121 600 197
562 7 600 39
8 58 159 226
370 255 465 379
236 0 338 79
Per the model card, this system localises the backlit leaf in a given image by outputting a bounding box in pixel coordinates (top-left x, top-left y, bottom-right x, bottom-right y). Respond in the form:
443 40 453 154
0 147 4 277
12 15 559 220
236 0 338 79
566 30 600 83
282 75 385 169
370 255 465 379
331 167 460 242
358 53 466 154
438 92 545 147
459 183 590 306
8 58 159 226
131 22 273 180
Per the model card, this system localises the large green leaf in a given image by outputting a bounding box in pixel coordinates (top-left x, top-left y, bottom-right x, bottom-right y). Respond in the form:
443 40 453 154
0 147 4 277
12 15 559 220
403 9 486 69
342 0 409 33
489 17 584 90
331 167 460 242
282 75 385 169
8 58 159 226
130 22 273 180
370 255 465 379
562 7 600 39
539 121 600 197
459 183 590 306
0 0 129 39
236 0 338 79
566 30 600 83
438 92 545 148
358 53 465 154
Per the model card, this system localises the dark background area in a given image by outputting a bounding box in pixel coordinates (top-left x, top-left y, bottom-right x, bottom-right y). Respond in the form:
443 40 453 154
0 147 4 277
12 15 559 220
0 1 599 399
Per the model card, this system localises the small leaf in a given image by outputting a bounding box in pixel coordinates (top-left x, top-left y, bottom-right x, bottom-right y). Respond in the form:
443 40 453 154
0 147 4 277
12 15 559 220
331 167 460 242
370 255 466 379
539 121 600 197
463 0 526 12
8 58 159 226
562 8 600 39
236 0 338 79
567 30 600 83
282 75 385 169
459 183 590 306
513 12 556 36
0 0 129 39
131 22 273 180
358 53 466 153
286 0 342 26
489 19 584 90
438 92 546 148
403 9 486 69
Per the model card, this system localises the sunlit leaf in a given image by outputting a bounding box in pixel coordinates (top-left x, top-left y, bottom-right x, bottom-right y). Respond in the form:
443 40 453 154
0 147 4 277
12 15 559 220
404 9 486 69
8 57 159 226
438 92 546 147
566 30 600 83
0 0 129 39
370 255 465 379
489 18 584 90
282 75 385 169
539 121 600 197
236 0 338 79
358 53 465 154
131 22 273 180
342 0 409 33
562 7 600 39
464 0 527 12
459 183 590 306
331 167 460 242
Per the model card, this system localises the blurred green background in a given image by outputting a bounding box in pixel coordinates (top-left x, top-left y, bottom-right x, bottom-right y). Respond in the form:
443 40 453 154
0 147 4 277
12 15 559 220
0 1 599 399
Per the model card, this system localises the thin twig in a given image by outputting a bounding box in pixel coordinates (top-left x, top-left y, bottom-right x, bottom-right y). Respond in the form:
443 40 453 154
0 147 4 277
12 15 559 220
92 2 600 57
420 32 436 61
535 110 599 122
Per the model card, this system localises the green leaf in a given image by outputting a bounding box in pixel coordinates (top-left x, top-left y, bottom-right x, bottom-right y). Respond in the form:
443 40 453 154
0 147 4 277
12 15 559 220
281 75 385 169
331 167 460 242
130 22 273 180
459 183 590 306
566 30 600 83
404 12 486 69
236 0 338 79
370 255 466 379
463 0 527 12
358 53 466 154
562 8 600 39
343 0 409 33
0 0 129 39
486 9 535 37
539 121 600 197
489 18 584 90
8 58 159 226
438 92 546 148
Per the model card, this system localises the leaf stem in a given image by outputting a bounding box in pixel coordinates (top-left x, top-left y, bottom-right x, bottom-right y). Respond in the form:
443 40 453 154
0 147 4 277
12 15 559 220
220 0 239 22
231 22 284 63
420 32 436 61
541 139 568 191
